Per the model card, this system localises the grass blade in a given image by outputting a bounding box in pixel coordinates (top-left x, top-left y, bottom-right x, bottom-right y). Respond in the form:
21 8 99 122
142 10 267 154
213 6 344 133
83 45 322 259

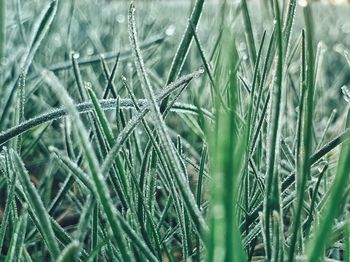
195 144 207 262
5 208 28 262
307 107 350 261
207 25 246 262
166 0 205 84
283 0 297 53
0 149 17 253
0 70 203 147
240 0 257 68
263 0 284 258
87 86 130 202
128 2 208 238
11 150 60 259
40 70 131 261
0 0 58 127
56 240 80 262
0 0 4 60
288 25 314 260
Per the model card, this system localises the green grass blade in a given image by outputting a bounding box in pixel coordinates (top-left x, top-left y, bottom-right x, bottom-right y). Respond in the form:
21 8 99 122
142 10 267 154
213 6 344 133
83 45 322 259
303 163 328 237
101 54 120 99
246 31 266 146
86 86 115 147
0 149 17 253
5 208 28 262
316 109 337 150
11 150 60 259
307 107 350 261
12 72 25 153
48 173 75 215
166 0 205 84
207 25 246 262
160 0 205 112
310 129 350 164
189 22 227 109
71 52 86 101
51 148 94 192
115 207 159 262
288 27 314 261
40 70 131 261
250 30 275 153
346 222 350 262
0 99 206 147
91 203 98 262
23 34 165 79
0 0 58 127
263 0 284 258
75 196 94 243
56 240 80 262
128 2 208 238
122 77 192 258
0 70 203 147
282 0 297 53
0 0 4 60
87 86 130 200
195 144 207 262
22 248 33 262
240 0 257 68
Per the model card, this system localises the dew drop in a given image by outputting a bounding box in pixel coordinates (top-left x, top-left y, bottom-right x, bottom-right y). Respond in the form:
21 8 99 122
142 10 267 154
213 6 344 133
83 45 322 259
238 42 246 51
317 41 327 53
1 57 8 66
116 14 125 24
166 25 176 36
298 0 308 7
84 81 92 90
345 50 350 66
72 52 80 60
52 33 62 48
333 43 344 54
196 67 205 76
342 23 350 34
86 46 94 56
341 85 350 103
130 4 136 14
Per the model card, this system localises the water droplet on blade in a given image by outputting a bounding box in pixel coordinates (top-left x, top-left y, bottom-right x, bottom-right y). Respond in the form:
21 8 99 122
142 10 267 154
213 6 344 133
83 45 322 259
166 25 176 36
116 14 125 24
298 0 308 7
72 52 80 59
341 85 350 103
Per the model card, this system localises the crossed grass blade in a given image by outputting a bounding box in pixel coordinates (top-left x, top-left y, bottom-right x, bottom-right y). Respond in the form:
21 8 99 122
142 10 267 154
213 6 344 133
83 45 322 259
40 70 131 261
0 0 58 127
11 150 60 260
128 2 208 239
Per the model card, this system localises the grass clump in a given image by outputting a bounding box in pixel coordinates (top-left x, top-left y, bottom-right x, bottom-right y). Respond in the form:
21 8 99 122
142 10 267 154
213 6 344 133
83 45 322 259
1 0 350 261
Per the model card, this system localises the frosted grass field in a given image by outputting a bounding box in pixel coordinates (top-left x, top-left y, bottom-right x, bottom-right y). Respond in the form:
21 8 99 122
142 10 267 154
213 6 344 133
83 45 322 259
0 0 350 261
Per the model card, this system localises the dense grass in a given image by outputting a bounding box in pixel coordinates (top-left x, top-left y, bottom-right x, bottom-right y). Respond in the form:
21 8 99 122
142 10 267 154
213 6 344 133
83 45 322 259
1 0 350 261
